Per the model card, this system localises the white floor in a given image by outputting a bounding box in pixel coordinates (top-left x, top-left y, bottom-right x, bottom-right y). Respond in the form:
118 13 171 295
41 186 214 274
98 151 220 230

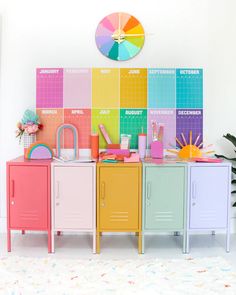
2 232 236 268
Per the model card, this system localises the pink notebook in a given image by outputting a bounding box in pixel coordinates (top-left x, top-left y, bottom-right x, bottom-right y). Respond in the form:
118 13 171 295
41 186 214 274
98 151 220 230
193 157 223 163
106 149 130 156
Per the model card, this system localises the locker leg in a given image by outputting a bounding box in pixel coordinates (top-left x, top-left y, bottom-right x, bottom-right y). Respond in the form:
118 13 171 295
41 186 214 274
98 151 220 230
57 231 61 236
141 232 145 254
51 231 55 253
93 231 96 254
135 232 139 236
174 231 180 236
100 232 102 236
186 231 190 254
7 228 11 252
22 230 25 235
48 230 52 254
183 230 186 254
226 228 230 253
96 231 100 254
138 232 142 254
211 231 216 235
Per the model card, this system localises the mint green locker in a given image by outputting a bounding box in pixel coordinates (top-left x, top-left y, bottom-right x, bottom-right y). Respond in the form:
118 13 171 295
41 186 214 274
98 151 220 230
142 163 187 253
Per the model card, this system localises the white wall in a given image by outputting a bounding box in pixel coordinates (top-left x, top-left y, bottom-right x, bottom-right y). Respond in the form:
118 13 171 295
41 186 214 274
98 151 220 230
0 0 236 228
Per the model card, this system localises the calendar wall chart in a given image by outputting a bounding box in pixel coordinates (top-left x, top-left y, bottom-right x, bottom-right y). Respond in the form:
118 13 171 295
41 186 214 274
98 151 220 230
36 68 203 149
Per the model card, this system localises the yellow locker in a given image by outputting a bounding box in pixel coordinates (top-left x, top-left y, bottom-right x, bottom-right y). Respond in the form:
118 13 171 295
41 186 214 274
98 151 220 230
96 162 142 254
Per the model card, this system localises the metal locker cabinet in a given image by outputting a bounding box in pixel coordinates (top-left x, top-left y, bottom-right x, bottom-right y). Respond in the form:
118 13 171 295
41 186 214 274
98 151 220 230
51 162 96 253
7 156 51 253
9 166 48 229
96 162 142 254
142 163 187 253
186 162 231 253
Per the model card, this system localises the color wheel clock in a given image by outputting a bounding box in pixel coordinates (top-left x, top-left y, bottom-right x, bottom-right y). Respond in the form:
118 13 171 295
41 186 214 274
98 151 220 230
95 12 145 61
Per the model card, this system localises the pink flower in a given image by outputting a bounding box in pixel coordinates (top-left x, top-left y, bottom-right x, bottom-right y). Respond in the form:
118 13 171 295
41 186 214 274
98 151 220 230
24 124 39 134
16 122 22 129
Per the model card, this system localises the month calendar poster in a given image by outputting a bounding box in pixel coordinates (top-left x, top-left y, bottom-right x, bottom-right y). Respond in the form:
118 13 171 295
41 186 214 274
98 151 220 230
36 68 203 149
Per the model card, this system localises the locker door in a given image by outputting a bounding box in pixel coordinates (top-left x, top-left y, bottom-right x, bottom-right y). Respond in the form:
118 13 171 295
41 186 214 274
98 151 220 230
99 167 139 230
9 165 48 229
54 166 93 229
190 166 229 229
145 167 185 230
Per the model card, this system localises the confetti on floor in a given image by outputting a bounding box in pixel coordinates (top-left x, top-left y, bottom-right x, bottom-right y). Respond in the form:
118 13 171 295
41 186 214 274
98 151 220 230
0 256 235 295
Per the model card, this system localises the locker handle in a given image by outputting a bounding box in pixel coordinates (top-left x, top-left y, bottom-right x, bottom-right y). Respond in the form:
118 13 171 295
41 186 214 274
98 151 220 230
101 182 105 200
56 181 60 199
192 181 197 201
11 180 14 198
147 182 151 200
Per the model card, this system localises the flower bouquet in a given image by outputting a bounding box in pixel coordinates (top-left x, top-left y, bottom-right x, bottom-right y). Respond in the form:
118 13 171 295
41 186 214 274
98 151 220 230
16 109 43 156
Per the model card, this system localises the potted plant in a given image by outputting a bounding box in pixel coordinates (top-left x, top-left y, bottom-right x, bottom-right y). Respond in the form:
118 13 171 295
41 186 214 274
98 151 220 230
215 133 236 206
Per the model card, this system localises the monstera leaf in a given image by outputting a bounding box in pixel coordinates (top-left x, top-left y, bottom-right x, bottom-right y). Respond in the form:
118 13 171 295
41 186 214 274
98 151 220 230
215 134 236 204
215 134 236 176
215 154 236 161
223 133 236 148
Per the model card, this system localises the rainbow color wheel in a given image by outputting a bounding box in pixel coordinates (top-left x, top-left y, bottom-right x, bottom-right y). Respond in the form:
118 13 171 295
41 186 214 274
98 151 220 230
95 12 145 61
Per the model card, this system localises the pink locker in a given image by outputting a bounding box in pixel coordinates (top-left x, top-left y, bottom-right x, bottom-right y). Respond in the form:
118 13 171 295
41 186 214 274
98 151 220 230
7 156 51 252
51 161 96 253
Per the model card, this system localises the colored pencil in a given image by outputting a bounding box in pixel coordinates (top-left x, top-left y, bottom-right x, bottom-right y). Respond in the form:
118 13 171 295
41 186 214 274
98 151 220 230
181 133 187 146
176 137 184 148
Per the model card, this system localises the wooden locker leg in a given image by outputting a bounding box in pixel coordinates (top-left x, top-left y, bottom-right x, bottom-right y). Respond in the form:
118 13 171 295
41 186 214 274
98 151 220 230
48 230 52 253
7 229 11 252
93 231 96 254
96 231 100 254
135 232 139 236
22 230 25 235
57 231 61 236
138 232 142 254
100 232 102 236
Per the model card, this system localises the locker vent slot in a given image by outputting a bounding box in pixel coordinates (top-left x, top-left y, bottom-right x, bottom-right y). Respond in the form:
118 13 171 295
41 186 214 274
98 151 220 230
155 211 173 222
199 211 216 222
20 212 39 221
110 211 128 222
63 213 82 218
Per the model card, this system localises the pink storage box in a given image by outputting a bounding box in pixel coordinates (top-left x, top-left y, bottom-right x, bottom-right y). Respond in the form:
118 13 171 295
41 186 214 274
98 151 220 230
151 141 163 159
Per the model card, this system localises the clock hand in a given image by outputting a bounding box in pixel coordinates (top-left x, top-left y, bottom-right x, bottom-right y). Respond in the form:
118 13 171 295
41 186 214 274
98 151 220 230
112 33 144 40
118 13 121 33
118 13 121 43
121 33 145 37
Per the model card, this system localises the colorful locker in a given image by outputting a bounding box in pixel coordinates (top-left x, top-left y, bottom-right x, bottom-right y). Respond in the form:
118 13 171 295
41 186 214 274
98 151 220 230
142 162 187 253
186 162 231 253
7 157 52 252
51 162 96 253
96 162 142 253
